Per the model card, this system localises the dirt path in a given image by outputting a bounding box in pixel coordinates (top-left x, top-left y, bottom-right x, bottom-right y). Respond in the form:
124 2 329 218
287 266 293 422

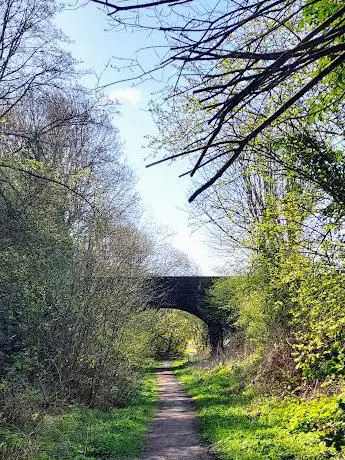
141 362 213 460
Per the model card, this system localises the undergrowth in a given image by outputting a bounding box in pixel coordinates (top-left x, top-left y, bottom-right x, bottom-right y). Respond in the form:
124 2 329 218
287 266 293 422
174 358 345 460
0 371 157 460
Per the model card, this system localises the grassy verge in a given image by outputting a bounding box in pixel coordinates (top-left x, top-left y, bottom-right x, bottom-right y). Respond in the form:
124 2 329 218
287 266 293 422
174 358 345 460
1 371 157 460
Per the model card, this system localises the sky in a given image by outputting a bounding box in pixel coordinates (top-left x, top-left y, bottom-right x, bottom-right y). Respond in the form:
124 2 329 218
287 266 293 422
56 2 224 275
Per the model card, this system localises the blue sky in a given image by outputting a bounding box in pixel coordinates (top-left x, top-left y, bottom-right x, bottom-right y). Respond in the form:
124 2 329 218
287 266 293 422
56 2 222 275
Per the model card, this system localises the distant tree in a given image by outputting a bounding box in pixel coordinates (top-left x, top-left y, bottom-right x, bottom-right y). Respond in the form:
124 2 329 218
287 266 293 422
148 238 200 276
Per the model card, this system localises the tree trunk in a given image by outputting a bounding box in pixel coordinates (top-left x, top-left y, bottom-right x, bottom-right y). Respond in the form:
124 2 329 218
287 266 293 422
208 324 224 358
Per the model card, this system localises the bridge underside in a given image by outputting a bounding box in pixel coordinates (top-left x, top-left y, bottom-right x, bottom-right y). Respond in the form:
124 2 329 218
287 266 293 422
148 276 225 353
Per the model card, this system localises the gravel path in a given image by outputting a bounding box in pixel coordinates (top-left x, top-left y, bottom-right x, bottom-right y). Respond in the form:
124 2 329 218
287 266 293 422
141 362 213 460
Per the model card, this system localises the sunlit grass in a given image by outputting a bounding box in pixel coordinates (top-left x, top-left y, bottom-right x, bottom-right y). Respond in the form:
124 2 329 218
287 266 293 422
174 359 345 460
185 340 198 356
36 372 157 459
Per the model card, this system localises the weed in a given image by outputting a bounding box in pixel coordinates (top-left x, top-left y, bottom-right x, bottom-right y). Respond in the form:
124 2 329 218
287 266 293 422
174 359 345 460
1 372 157 460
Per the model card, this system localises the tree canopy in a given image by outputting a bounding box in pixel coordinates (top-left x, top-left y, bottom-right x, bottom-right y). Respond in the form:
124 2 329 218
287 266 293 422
90 0 345 202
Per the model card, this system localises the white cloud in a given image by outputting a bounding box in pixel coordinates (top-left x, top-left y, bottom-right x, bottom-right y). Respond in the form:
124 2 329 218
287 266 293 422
109 88 142 106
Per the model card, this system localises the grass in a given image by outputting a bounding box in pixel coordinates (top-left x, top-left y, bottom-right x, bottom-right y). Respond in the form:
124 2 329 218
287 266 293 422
174 358 345 460
1 371 157 460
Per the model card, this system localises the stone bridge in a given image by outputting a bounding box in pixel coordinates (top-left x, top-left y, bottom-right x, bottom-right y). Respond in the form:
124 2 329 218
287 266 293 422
148 276 226 353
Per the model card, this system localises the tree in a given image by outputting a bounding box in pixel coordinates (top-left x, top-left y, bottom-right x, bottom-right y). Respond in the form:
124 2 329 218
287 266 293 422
0 86 152 419
0 0 74 120
90 0 345 202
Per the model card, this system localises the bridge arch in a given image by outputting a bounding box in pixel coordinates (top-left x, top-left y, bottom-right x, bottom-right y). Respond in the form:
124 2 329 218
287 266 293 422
148 276 225 354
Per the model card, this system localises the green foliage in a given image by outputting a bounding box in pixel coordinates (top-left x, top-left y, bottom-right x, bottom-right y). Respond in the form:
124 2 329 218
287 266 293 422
210 150 345 386
303 0 343 23
288 261 345 381
175 359 345 459
248 186 345 384
0 87 153 442
0 371 157 460
207 277 241 330
120 309 207 362
278 132 345 210
301 1 345 122
210 274 276 350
